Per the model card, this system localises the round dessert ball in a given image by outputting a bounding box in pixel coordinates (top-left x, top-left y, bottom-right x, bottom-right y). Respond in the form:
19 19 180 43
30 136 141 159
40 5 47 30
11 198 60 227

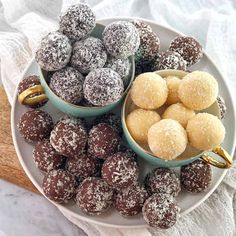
130 72 168 109
102 21 140 58
70 37 107 74
42 169 77 203
148 119 188 160
186 113 225 150
142 193 180 229
145 168 181 197
49 67 84 105
50 117 87 158
18 110 53 142
35 31 71 71
126 109 161 143
33 139 66 172
83 68 124 106
114 184 148 217
76 177 114 215
59 4 96 40
181 159 212 193
178 71 219 110
169 36 203 67
165 75 182 105
217 96 227 119
102 152 139 190
162 103 195 128
88 123 120 159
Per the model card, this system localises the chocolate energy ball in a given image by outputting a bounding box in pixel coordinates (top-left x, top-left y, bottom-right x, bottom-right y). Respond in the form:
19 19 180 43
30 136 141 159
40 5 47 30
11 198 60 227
217 96 227 119
18 110 53 142
71 37 107 74
59 4 96 40
102 152 139 190
145 168 181 197
83 68 124 106
103 21 140 58
142 193 180 229
49 67 84 105
35 31 71 71
42 169 77 203
33 139 66 172
114 184 148 217
76 177 114 215
50 117 87 158
88 123 120 159
181 159 212 193
169 36 203 67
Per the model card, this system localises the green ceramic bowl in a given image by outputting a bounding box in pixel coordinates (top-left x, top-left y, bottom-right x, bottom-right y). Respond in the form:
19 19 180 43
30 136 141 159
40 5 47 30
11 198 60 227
39 23 135 117
122 69 233 168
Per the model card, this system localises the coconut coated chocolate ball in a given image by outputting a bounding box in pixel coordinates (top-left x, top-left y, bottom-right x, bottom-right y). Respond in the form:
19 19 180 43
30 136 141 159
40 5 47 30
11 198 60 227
142 193 180 229
18 110 53 142
148 119 188 160
102 152 139 190
126 109 161 143
169 36 203 67
83 68 124 106
35 31 71 71
59 4 96 40
178 71 219 110
145 168 181 197
76 177 114 215
49 67 84 104
165 75 182 105
50 117 87 158
103 21 140 58
181 160 212 193
71 37 107 74
186 113 225 150
42 169 77 203
217 96 227 119
130 73 168 109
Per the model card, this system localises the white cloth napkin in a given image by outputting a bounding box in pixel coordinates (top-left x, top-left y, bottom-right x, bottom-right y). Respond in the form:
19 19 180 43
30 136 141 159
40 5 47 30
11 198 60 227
0 0 236 235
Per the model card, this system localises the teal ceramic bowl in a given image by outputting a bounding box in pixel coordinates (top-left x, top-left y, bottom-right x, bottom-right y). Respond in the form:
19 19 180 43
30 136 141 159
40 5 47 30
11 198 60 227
39 23 135 117
122 69 233 168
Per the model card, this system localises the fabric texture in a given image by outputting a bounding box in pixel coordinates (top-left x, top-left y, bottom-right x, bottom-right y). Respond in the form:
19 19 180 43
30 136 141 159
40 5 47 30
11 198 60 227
0 0 236 235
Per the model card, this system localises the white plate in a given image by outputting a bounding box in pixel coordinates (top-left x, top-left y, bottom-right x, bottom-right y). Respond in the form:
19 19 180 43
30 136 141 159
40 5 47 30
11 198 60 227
11 17 236 228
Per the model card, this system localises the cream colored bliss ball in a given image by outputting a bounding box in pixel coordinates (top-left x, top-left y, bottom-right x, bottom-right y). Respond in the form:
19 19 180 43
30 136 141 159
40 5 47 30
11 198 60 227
186 113 225 150
178 71 219 110
126 109 161 143
165 76 181 105
130 72 168 109
148 119 188 160
162 103 195 128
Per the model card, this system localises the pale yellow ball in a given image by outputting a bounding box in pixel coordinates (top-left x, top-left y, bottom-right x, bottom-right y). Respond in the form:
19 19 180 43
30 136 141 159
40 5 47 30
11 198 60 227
165 76 181 105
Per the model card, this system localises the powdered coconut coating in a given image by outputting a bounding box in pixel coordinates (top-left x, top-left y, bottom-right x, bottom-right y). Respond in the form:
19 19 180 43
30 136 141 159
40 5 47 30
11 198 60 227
162 103 195 128
59 4 96 40
102 152 139 190
114 183 148 217
83 68 124 106
76 177 114 215
49 67 84 105
217 96 227 119
131 20 153 32
126 109 161 143
186 113 225 150
88 123 120 159
50 117 87 158
42 169 77 203
181 159 212 193
70 37 107 74
145 168 181 197
35 31 71 71
130 73 168 109
142 193 180 229
178 71 219 110
33 139 66 172
165 75 182 105
18 110 53 143
148 119 188 160
103 21 140 58
116 144 138 162
169 36 203 67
